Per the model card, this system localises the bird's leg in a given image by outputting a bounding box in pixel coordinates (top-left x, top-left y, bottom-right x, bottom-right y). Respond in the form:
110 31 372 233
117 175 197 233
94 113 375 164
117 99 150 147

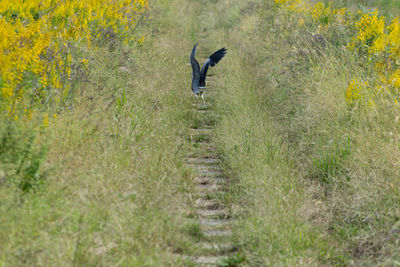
201 92 205 106
195 94 199 105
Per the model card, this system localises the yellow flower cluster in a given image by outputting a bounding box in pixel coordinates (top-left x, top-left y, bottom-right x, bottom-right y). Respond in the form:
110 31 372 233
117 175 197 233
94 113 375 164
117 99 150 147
275 0 300 6
275 0 348 28
346 79 369 105
346 79 361 104
350 12 386 54
275 0 295 4
311 2 330 23
0 0 148 120
351 14 400 93
274 0 400 106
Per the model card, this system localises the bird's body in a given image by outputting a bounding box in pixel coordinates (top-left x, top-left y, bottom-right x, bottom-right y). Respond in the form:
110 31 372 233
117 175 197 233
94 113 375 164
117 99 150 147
190 44 227 104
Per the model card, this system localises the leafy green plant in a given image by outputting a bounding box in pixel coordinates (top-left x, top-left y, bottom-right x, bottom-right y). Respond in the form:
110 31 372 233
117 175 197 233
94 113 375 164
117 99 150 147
0 121 48 192
217 253 246 267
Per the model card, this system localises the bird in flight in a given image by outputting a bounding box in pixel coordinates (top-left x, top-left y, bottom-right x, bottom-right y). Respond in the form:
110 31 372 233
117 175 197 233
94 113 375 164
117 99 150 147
190 44 227 105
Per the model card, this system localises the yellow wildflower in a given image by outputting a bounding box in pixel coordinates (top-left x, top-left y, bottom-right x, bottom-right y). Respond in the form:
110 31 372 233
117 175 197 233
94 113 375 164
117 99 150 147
82 58 89 69
389 69 400 88
138 36 145 44
351 11 386 54
346 79 366 104
42 113 49 127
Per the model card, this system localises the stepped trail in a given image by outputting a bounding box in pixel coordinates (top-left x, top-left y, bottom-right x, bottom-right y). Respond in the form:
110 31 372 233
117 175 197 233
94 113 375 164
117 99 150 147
181 3 235 264
184 98 235 266
148 0 242 264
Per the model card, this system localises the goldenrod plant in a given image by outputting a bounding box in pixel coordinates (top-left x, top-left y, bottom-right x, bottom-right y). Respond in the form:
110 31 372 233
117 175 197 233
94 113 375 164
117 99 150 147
0 0 147 120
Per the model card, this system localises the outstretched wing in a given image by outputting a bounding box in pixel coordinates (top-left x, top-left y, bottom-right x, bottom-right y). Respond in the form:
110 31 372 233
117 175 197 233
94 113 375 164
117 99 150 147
199 47 227 87
190 44 201 92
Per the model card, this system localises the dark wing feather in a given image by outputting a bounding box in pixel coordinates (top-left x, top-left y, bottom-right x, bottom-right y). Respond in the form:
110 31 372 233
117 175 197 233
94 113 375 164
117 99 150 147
199 59 210 88
199 47 227 87
190 44 201 94
208 47 227 66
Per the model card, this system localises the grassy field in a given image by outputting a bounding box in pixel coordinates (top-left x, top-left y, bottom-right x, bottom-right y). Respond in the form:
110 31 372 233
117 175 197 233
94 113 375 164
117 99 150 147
210 0 400 265
1 0 400 265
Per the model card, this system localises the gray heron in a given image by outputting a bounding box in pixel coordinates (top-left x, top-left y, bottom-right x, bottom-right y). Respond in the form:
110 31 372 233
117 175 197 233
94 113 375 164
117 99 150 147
190 44 227 105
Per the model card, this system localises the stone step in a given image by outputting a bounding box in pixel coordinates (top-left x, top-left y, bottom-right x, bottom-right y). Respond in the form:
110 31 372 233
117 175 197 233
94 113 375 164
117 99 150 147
203 229 231 238
199 242 233 251
199 218 230 227
197 170 224 177
187 157 219 165
196 183 224 194
190 136 210 144
190 128 213 135
198 208 229 218
192 164 221 171
197 105 213 111
198 190 227 201
195 177 226 186
191 144 216 153
191 105 213 111
192 256 221 266
195 199 222 210
190 127 213 131
190 142 216 150
188 146 217 155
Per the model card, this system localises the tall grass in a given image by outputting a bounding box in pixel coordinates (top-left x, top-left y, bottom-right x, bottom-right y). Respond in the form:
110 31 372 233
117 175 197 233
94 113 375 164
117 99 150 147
197 0 400 265
0 0 203 265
